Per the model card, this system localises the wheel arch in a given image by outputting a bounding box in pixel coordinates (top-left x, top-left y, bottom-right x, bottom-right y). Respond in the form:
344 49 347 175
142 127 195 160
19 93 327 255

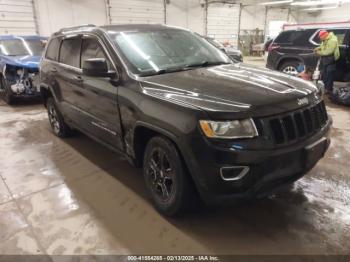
40 83 56 107
132 122 179 168
132 122 200 199
277 56 304 70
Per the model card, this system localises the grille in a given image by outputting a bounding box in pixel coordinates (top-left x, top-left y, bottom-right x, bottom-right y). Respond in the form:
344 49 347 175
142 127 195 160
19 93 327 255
262 101 328 145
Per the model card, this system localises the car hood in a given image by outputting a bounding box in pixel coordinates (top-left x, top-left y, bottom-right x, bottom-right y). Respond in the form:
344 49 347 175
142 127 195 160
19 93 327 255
2 55 41 69
140 63 321 119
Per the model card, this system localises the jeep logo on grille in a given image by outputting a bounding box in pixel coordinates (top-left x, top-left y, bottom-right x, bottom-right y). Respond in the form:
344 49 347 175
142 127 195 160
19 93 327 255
297 97 309 106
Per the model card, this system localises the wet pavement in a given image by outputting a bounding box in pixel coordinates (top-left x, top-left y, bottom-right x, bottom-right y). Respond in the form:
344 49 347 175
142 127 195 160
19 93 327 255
0 97 349 255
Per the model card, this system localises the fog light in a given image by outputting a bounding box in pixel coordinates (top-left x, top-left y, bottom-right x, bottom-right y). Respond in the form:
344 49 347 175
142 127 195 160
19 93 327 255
220 166 249 181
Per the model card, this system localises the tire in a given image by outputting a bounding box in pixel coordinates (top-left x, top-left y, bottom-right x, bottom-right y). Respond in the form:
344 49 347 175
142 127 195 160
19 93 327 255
279 60 301 76
143 136 192 216
0 76 15 104
46 97 72 138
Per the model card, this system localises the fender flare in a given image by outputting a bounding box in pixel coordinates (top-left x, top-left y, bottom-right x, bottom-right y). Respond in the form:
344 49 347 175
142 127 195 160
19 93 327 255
39 83 58 105
132 121 202 191
134 121 179 143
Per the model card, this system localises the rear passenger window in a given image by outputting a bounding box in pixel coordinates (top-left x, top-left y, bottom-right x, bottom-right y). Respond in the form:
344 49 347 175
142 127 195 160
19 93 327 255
275 31 304 44
81 38 112 69
312 29 347 45
46 38 60 61
274 29 316 46
59 38 81 68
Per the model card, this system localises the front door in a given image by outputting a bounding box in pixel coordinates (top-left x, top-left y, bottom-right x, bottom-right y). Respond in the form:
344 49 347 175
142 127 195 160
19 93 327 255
78 36 123 150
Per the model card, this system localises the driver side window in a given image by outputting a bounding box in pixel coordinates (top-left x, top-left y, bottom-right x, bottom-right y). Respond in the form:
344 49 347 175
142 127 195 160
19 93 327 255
81 37 112 70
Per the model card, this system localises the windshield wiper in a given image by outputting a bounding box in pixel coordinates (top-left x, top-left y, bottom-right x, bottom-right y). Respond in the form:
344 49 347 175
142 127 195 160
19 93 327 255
152 67 190 75
184 61 230 69
141 61 231 76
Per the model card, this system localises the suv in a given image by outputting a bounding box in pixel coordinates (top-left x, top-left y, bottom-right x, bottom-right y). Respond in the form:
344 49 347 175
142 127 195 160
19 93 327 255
267 28 350 81
40 24 331 216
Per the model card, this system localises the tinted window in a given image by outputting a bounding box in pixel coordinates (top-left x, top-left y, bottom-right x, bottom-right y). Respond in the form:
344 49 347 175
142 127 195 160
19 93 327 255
274 30 315 45
312 29 347 45
59 38 81 68
46 38 60 61
81 38 112 69
274 31 303 43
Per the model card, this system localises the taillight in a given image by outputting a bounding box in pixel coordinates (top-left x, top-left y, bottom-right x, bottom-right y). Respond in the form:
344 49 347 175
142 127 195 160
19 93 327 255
268 43 280 52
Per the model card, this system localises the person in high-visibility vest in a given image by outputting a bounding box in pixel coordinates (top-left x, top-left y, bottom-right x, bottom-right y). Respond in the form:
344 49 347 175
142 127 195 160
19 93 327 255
314 30 340 93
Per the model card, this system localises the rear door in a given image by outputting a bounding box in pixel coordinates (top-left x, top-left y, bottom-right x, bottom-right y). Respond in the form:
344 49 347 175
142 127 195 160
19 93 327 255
78 35 123 150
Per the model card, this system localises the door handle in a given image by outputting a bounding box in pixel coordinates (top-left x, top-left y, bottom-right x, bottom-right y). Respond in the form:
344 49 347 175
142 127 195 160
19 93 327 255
50 68 57 73
74 75 84 83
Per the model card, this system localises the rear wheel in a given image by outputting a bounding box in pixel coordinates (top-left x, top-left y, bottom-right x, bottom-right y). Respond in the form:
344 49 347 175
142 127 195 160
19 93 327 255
143 136 192 216
0 76 14 104
279 60 301 76
46 97 72 138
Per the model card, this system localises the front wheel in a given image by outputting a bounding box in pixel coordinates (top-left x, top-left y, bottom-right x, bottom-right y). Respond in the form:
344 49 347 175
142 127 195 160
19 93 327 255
143 136 192 216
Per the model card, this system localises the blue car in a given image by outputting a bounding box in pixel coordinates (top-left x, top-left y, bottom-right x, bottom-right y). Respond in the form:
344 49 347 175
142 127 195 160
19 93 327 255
0 35 47 104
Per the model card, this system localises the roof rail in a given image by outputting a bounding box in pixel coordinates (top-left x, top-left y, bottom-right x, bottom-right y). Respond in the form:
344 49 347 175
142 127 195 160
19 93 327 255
58 24 96 33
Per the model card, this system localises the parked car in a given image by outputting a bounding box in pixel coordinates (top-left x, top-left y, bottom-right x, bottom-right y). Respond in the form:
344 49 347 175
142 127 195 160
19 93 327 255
0 35 47 104
264 37 274 52
203 36 243 62
266 28 350 81
40 24 331 216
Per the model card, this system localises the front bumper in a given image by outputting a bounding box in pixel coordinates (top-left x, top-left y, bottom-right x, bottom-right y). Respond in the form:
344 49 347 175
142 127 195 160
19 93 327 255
12 91 41 98
181 119 331 205
5 67 40 99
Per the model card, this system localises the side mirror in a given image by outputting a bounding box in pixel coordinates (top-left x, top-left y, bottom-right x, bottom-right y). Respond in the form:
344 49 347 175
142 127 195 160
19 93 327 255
82 58 109 77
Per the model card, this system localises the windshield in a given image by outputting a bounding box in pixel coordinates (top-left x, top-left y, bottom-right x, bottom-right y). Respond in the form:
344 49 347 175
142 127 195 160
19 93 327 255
0 38 46 56
206 37 224 49
108 29 231 76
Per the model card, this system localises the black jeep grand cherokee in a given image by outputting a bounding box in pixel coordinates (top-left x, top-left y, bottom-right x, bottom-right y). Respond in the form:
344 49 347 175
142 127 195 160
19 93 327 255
40 24 331 216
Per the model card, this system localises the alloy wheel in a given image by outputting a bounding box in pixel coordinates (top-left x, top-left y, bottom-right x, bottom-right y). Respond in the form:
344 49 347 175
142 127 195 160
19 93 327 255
283 66 298 76
146 147 175 202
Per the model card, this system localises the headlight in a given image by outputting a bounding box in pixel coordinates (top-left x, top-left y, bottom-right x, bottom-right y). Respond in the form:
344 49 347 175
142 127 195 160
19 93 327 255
199 119 258 139
17 69 24 76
